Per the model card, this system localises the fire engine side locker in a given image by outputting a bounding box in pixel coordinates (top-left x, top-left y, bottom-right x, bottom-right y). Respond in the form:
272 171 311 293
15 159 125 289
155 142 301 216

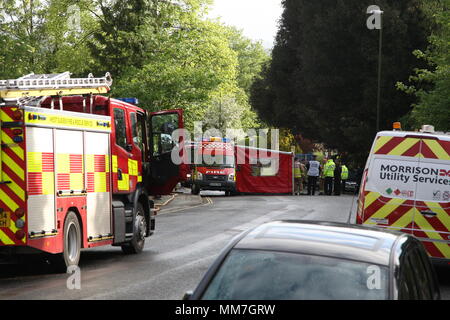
24 106 113 253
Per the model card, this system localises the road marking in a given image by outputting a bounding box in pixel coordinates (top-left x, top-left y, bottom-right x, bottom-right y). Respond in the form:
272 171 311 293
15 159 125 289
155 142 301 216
157 196 213 215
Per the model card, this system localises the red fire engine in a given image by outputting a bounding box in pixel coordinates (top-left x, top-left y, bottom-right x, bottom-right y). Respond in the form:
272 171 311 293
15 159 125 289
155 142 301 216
0 73 184 269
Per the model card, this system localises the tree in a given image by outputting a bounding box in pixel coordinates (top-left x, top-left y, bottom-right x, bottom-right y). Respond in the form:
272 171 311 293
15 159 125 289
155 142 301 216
397 0 450 131
251 0 433 164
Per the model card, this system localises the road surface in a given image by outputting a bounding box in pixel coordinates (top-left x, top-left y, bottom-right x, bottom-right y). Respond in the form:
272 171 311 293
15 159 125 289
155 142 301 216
0 192 448 300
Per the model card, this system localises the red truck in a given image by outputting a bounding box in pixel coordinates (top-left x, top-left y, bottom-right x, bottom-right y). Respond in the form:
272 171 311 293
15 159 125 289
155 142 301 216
0 73 184 269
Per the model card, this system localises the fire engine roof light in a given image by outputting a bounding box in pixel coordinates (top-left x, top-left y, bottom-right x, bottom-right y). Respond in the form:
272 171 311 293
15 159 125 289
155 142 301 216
117 98 139 105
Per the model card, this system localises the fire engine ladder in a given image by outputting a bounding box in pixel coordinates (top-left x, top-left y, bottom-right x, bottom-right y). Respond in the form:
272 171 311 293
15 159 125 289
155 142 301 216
0 72 112 109
0 72 112 182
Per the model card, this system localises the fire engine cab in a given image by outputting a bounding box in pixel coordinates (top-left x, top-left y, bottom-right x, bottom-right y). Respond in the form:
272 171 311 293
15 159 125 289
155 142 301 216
0 72 183 269
190 137 236 196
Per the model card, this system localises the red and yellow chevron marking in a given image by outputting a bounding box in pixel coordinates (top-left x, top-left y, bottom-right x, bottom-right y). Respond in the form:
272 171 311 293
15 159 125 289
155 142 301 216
56 154 84 191
361 191 416 233
374 136 422 157
0 107 27 246
374 135 450 160
413 201 450 259
361 191 450 259
86 154 110 193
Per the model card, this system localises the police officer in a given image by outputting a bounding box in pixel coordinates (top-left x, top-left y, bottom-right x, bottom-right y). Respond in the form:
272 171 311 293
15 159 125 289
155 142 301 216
306 155 321 195
323 158 336 195
294 158 302 195
341 163 349 194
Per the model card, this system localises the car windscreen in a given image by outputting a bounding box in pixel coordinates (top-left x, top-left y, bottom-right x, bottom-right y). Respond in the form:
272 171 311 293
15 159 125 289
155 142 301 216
201 249 389 300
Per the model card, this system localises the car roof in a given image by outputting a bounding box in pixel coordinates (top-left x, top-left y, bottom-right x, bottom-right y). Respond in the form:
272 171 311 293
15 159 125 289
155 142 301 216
233 220 407 266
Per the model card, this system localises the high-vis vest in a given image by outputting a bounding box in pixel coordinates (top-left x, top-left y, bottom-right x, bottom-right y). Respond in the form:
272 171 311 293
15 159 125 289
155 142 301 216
324 160 335 177
294 161 302 178
307 161 320 177
341 165 349 180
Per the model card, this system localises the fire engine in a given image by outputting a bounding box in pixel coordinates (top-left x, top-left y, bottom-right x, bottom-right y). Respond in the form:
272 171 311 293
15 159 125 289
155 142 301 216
0 72 183 269
189 137 236 196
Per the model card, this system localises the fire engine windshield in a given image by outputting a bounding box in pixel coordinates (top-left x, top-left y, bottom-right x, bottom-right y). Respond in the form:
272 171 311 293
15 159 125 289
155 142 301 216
198 155 235 168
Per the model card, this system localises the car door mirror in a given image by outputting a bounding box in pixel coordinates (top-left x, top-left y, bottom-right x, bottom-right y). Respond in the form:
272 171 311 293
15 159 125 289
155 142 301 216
182 290 193 300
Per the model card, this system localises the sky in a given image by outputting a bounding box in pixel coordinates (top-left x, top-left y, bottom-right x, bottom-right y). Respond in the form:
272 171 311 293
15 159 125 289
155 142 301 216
208 0 284 49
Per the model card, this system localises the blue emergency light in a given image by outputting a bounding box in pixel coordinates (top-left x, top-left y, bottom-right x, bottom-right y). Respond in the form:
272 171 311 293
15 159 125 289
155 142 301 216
117 98 139 105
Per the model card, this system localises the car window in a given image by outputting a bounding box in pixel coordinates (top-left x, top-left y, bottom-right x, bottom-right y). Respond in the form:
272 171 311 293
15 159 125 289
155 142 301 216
201 249 389 300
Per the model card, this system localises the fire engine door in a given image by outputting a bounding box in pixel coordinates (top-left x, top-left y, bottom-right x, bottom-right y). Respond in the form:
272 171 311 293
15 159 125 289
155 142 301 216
148 109 184 195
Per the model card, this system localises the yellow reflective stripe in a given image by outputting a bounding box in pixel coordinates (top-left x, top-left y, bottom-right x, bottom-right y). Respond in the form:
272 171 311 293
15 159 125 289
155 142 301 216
105 155 110 173
373 136 393 153
137 176 142 183
390 208 415 229
414 211 443 241
0 189 18 211
1 172 25 201
70 173 84 190
0 230 14 245
56 154 70 173
27 152 43 173
2 152 24 180
423 140 450 161
369 199 405 220
128 159 138 176
42 172 54 195
112 155 118 173
1 131 24 160
363 192 380 209
387 138 420 156
94 172 107 192
117 173 129 191
86 155 95 172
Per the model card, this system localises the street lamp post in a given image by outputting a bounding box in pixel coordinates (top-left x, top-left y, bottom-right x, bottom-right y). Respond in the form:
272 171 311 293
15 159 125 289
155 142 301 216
367 7 384 133
375 10 383 133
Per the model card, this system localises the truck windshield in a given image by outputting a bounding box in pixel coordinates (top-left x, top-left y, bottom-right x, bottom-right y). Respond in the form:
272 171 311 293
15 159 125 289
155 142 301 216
201 249 389 300
198 155 235 168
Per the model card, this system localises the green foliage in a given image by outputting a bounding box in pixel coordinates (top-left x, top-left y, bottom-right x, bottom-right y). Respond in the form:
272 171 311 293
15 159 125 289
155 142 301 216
0 0 267 131
397 0 450 131
251 0 434 165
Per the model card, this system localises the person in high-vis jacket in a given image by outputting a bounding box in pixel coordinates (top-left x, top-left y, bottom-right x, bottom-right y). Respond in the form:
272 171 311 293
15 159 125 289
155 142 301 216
323 158 336 195
341 164 349 194
293 158 302 195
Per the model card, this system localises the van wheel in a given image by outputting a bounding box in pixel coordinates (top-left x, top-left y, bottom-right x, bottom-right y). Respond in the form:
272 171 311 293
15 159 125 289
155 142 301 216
122 203 146 254
52 211 81 272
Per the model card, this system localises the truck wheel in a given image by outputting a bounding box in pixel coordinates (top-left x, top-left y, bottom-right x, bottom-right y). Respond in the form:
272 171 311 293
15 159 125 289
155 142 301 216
121 203 146 254
191 184 200 195
52 211 81 272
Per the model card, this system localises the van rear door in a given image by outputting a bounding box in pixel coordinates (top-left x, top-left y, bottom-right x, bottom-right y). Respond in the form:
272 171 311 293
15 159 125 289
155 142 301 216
412 135 450 259
361 134 421 233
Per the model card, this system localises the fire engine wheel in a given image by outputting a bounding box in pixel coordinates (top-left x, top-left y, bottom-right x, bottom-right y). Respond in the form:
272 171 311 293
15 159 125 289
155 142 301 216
191 184 200 195
52 211 81 272
121 203 146 254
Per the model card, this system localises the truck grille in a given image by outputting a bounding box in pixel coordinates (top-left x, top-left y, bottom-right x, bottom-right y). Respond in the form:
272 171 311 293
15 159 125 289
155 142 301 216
205 175 226 182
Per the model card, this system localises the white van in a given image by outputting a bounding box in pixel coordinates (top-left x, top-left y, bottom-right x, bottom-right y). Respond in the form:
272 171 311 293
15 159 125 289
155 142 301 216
356 125 450 260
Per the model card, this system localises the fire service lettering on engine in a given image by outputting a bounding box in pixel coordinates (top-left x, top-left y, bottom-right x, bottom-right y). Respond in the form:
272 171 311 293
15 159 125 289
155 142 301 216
380 165 450 186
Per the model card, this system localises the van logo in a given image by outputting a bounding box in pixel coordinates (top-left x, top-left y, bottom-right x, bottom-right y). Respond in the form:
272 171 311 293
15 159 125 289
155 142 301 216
439 170 450 177
386 188 393 195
